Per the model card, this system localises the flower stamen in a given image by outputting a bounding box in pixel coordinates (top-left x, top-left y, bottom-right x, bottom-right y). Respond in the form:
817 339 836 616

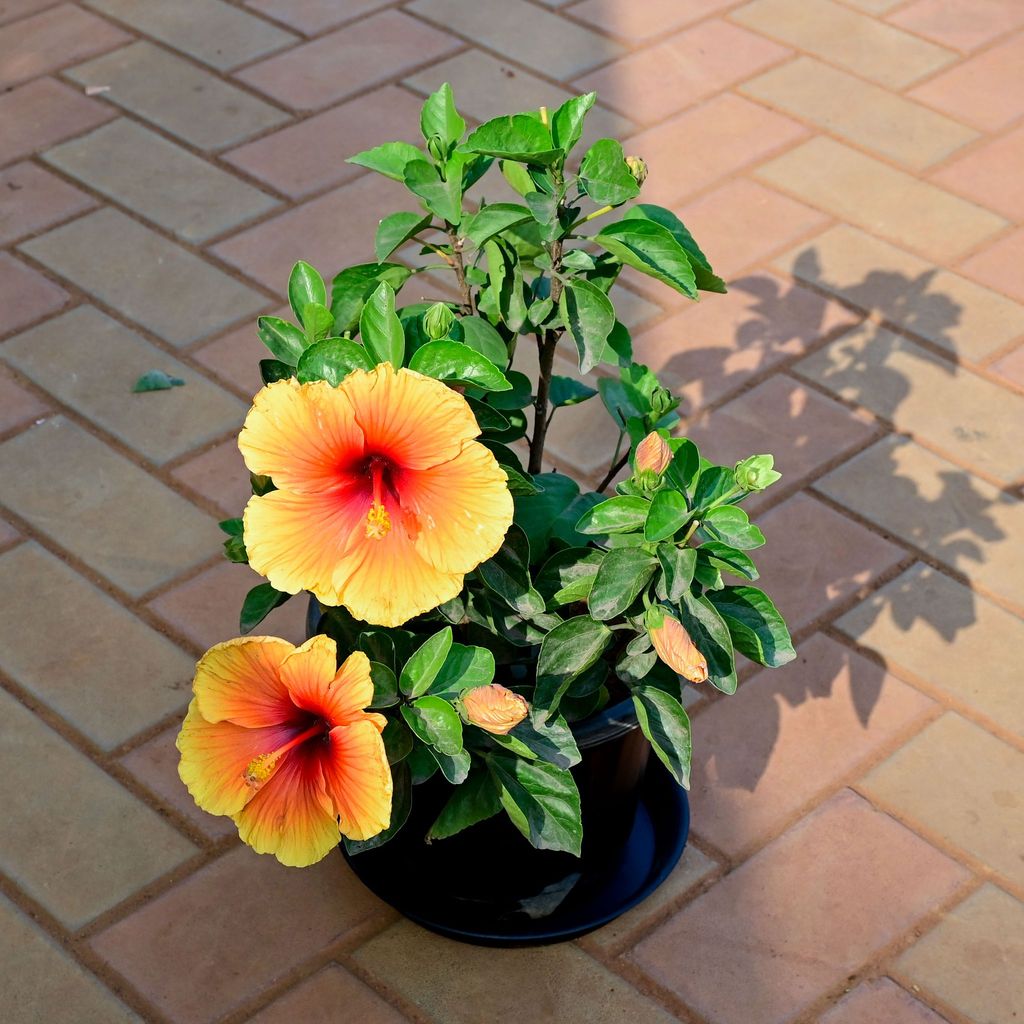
243 721 325 789
365 458 392 540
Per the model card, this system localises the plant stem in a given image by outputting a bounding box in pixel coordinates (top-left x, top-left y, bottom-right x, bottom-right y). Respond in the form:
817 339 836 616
597 452 629 492
568 204 613 231
446 227 477 315
528 237 563 474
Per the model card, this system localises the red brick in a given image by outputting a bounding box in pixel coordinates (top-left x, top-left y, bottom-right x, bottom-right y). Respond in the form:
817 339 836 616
960 227 1024 304
631 790 969 1024
224 85 423 200
819 977 950 1024
249 965 406 1024
0 0 60 25
0 367 49 434
689 634 933 857
171 439 253 519
0 3 129 89
931 124 1024 222
193 306 288 400
0 254 68 337
888 0 1024 54
245 0 392 36
0 161 95 246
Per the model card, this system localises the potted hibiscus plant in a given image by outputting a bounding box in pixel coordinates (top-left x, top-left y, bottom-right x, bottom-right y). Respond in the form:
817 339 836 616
178 86 794 944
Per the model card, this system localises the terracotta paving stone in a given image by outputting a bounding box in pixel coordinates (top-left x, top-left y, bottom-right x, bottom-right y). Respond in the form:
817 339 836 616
797 323 1024 484
895 884 1024 1024
741 57 977 171
0 687 197 929
248 965 407 1024
0 366 48 434
148 560 310 651
0 543 194 749
3 307 246 465
569 0 734 42
889 0 1024 53
731 0 956 89
688 634 933 858
959 226 1024 305
621 93 807 208
576 19 790 125
817 435 1024 610
756 137 1006 264
20 208 267 347
0 77 116 166
991 341 1024 388
170 438 253 518
66 41 289 151
0 894 140 1024
859 712 1024 888
84 0 297 71
0 161 95 246
119 726 235 842
224 85 424 201
0 252 69 337
931 124 1024 223
237 11 460 112
43 119 280 244
193 305 287 400
0 3 129 89
0 0 60 24
631 270 858 412
409 0 621 80
212 173 403 294
675 179 829 282
631 790 968 1024
245 0 394 36
91 846 391 1024
353 920 678 1024
775 223 1024 363
837 563 1024 737
0 417 222 597
749 493 905 632
909 30 1024 132
818 977 949 1024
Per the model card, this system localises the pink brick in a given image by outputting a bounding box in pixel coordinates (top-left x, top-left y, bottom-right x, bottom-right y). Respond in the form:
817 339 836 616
0 161 96 246
245 0 392 36
0 0 60 25
0 367 49 434
249 965 406 1024
689 634 933 857
960 227 1024 304
569 0 735 43
888 0 1024 54
0 254 68 337
932 124 1024 222
631 790 969 1024
193 305 289 401
991 341 1024 389
576 19 789 124
171 439 253 519
819 977 950 1024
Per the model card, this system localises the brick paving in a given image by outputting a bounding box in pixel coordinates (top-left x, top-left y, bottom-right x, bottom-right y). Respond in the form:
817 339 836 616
0 1 1021 1021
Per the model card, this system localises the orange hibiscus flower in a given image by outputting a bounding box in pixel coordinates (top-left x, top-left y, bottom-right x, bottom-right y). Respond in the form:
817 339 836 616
177 635 391 867
239 364 514 627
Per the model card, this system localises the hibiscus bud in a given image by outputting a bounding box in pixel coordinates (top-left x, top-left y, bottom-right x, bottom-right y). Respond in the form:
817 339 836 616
462 684 529 735
650 384 676 419
423 301 455 340
734 454 782 492
635 431 671 477
625 155 648 187
647 606 708 684
426 134 447 163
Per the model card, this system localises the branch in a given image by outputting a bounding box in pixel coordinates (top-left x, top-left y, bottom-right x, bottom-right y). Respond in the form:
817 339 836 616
446 227 477 315
597 452 629 492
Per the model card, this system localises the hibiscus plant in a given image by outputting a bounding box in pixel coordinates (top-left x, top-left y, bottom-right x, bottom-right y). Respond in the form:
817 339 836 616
178 86 795 867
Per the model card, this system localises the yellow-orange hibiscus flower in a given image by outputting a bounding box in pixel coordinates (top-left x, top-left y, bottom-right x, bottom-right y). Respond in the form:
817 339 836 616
239 364 514 627
177 635 391 867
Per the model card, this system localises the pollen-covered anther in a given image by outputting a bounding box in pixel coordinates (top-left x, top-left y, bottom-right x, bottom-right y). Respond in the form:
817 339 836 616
243 752 279 788
365 500 391 540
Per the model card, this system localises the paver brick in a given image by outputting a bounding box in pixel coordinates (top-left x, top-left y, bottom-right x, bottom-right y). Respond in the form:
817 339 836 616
193 305 289 400
631 789 968 1024
895 884 1024 1024
0 252 69 337
0 161 95 246
66 41 289 150
741 57 977 171
756 137 1006 264
570 0 734 42
245 0 392 35
20 208 268 347
91 846 391 1024
0 417 222 597
819 977 949 1024
774 224 1024 363
933 124 1024 224
859 712 1024 888
0 542 194 748
959 227 1024 305
0 0 61 24
991 340 1024 388
0 687 197 929
888 0 1024 53
170 438 254 518
3 307 245 465
85 0 297 71
731 0 956 88
248 965 407 1024
44 119 280 244
237 10 460 111
0 366 48 434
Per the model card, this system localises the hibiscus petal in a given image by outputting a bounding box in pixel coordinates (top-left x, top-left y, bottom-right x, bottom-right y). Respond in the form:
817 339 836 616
321 721 393 841
282 641 375 728
238 378 364 493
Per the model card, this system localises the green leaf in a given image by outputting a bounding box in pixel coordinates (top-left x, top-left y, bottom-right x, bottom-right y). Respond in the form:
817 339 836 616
404 158 462 224
486 754 582 855
462 203 532 247
551 91 596 157
296 336 374 385
588 546 657 620
657 545 697 602
484 238 528 332
331 263 412 334
559 279 615 373
500 158 534 196
223 535 247 563
420 81 465 152
382 716 413 764
369 663 399 710
218 517 243 537
575 495 649 535
427 745 472 785
259 359 293 385
257 316 306 365
645 489 691 542
625 204 726 293
477 525 545 618
239 583 289 634
408 340 511 391
374 211 432 262
427 765 501 841
708 586 795 668
549 376 597 407
429 643 496 698
693 464 736 509
699 541 759 581
633 686 692 788
679 591 737 694
490 710 581 769
399 627 453 698
346 761 411 854
402 695 463 755
458 317 509 367
514 472 579 554
535 547 604 604
664 438 701 497
359 282 405 367
301 302 334 346
594 219 698 299
700 505 765 550
131 370 185 392
347 140 424 181
534 614 613 719
460 114 561 165
579 139 641 207
288 261 327 327
487 369 532 410
525 189 557 227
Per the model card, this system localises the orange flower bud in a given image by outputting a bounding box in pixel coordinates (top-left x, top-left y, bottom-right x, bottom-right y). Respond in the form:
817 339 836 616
648 611 708 684
635 431 671 476
462 684 529 735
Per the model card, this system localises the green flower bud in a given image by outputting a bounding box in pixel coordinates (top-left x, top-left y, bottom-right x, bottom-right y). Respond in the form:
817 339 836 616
426 134 447 163
625 155 648 187
423 302 455 341
650 384 676 419
734 454 782 492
